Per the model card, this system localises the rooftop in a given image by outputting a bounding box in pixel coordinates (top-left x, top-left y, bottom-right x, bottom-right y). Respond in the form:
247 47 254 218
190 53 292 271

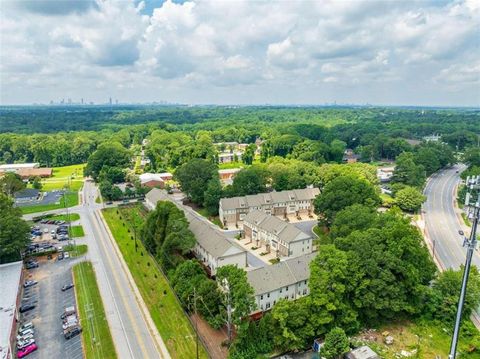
244 210 311 243
220 187 320 211
139 172 173 183
247 253 316 295
0 163 39 170
0 261 23 356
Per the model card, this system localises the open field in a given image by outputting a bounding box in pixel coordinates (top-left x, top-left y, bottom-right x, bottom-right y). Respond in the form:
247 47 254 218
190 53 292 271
50 213 81 222
73 261 117 359
102 205 208 359
356 320 480 359
65 244 88 257
41 164 85 191
21 192 78 214
69 225 85 238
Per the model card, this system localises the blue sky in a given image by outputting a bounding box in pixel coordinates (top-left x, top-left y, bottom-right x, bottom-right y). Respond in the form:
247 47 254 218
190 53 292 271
1 0 479 106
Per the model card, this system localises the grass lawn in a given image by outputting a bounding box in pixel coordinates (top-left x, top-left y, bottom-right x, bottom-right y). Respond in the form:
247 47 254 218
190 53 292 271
356 319 479 359
50 213 81 222
64 244 88 257
21 192 78 214
462 213 472 227
73 261 117 359
41 164 85 191
69 225 85 238
312 225 332 245
218 161 244 170
196 207 223 228
102 206 208 359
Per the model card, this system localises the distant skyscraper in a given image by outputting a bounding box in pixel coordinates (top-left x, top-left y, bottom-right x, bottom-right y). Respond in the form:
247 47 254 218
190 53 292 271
109 97 112 105
81 98 84 105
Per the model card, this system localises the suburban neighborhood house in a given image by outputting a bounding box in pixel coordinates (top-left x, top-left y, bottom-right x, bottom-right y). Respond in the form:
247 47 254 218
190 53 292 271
139 172 173 188
145 188 247 276
243 210 313 258
247 253 315 312
218 151 243 164
219 187 320 229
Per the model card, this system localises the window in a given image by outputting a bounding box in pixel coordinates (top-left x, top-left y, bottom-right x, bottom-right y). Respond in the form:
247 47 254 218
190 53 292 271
260 295 263 300
273 300 276 305
304 280 307 285
267 293 270 298
303 289 307 295
266 302 270 309
286 286 288 291
280 288 282 293
285 295 288 299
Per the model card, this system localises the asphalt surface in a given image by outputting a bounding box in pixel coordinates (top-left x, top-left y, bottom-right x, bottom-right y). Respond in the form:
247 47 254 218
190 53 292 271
423 164 480 322
21 257 83 359
423 164 480 270
16 190 66 207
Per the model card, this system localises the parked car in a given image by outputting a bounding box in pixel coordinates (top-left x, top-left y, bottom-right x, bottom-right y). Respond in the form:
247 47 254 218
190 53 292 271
64 326 82 340
61 306 76 319
16 332 34 342
61 283 74 291
64 252 70 259
19 304 36 313
17 338 35 350
23 280 38 288
25 262 39 270
57 252 64 260
18 328 35 338
18 322 34 332
17 343 37 358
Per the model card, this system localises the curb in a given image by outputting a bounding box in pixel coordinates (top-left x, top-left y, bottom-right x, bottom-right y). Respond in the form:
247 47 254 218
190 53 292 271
96 209 171 359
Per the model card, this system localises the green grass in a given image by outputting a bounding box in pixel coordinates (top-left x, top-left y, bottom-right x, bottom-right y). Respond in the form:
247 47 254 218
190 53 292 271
218 161 244 170
21 192 79 214
461 213 472 227
41 164 85 191
64 244 88 257
196 208 223 228
359 319 479 359
95 195 101 204
50 213 80 222
102 206 208 359
312 225 332 245
69 225 85 238
73 261 117 359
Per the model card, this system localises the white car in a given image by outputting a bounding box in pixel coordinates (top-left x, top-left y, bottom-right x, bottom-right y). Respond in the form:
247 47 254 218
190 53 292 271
18 322 34 332
16 332 34 342
17 338 35 350
43 228 49 233
64 252 70 259
18 328 34 337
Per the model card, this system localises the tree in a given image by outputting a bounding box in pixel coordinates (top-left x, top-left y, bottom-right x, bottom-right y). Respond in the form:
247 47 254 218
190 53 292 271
203 178 223 216
31 176 43 190
0 172 25 196
175 159 217 205
242 143 256 165
99 180 114 201
464 147 480 168
227 165 269 197
330 204 377 239
394 186 425 212
98 166 125 184
314 176 380 226
84 142 131 181
391 152 425 187
426 267 480 325
0 194 31 264
321 327 350 359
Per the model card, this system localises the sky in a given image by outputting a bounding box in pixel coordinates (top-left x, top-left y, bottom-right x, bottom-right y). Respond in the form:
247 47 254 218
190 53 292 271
0 0 479 106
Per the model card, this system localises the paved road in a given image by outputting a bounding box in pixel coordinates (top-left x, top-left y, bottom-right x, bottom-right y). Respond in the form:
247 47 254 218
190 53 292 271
78 181 168 359
423 164 480 270
423 164 480 325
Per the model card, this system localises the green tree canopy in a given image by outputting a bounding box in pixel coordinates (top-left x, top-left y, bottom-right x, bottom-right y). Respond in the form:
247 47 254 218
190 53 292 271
0 172 25 197
0 194 31 263
226 165 269 197
321 327 350 359
330 204 378 239
392 152 425 187
84 142 131 181
174 158 217 205
203 177 223 216
314 175 380 226
394 186 425 212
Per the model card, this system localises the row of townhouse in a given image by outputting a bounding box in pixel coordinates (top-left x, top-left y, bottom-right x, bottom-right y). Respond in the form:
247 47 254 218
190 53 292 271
247 253 316 312
243 210 313 258
145 189 247 276
219 187 320 228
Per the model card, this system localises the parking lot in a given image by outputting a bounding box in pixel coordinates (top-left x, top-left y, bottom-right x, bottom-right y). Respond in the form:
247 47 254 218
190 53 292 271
20 257 83 359
16 190 66 207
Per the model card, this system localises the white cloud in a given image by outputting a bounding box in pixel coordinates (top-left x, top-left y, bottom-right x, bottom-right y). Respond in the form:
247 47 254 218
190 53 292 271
0 0 479 105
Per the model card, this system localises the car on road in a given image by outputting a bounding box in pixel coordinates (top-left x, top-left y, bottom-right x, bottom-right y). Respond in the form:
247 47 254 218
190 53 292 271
64 326 82 340
17 343 37 358
61 283 74 291
19 304 36 313
23 280 38 288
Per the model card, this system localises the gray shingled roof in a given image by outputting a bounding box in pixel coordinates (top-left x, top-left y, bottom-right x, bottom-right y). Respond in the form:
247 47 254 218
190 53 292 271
220 187 320 211
244 210 311 243
247 252 316 295
146 189 245 259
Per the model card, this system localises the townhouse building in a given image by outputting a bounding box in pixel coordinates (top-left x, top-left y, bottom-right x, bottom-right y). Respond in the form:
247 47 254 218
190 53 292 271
219 187 320 228
243 210 312 258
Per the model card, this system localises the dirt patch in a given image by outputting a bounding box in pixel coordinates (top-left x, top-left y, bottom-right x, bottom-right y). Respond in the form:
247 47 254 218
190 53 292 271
191 313 228 359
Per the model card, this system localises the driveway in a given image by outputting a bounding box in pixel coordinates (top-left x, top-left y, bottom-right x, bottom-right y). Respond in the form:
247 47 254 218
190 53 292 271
21 257 83 359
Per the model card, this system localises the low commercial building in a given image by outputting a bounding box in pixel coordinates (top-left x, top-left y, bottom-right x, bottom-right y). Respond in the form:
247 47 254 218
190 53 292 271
377 167 395 183
14 188 40 203
247 253 315 312
139 172 173 188
218 168 242 186
243 210 312 258
145 188 247 276
0 163 39 172
218 152 243 164
0 261 24 359
15 167 53 179
219 187 320 228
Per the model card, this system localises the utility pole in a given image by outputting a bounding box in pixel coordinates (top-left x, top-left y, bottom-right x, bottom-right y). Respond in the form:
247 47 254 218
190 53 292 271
449 190 479 359
193 287 199 359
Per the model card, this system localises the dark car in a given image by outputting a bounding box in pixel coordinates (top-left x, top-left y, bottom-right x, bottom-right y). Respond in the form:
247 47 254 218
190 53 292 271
25 262 39 270
61 283 74 291
64 326 82 340
23 280 38 288
19 304 36 313
57 252 64 260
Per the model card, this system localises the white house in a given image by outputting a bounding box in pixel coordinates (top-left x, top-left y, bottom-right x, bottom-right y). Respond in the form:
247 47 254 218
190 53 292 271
247 253 315 312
